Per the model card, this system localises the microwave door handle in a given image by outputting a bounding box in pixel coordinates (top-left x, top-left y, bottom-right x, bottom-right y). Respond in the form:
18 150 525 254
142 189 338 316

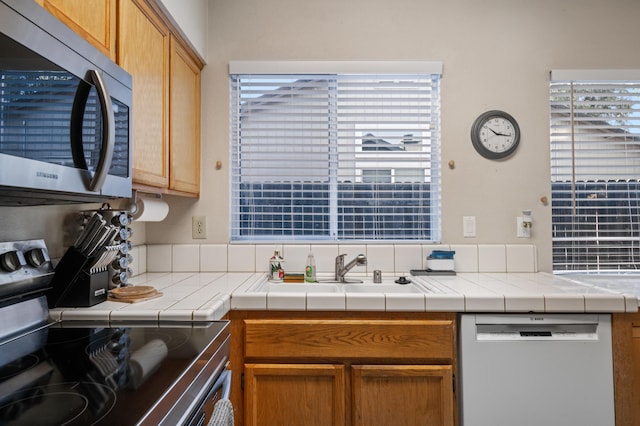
70 77 90 171
87 70 115 192
70 70 115 192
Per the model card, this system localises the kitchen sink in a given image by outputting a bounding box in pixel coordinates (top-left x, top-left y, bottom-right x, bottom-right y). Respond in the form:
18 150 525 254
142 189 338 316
252 276 438 294
342 283 425 293
257 283 342 293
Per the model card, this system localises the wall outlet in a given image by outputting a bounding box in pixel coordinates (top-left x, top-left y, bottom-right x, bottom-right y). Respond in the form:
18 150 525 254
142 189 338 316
517 216 531 238
516 216 525 237
192 216 207 239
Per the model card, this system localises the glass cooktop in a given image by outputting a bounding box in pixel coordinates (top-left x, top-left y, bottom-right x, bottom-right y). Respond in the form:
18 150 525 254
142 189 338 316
0 320 228 425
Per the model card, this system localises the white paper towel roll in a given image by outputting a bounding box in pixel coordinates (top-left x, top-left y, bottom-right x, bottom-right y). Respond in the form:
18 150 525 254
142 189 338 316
131 197 169 222
129 338 168 389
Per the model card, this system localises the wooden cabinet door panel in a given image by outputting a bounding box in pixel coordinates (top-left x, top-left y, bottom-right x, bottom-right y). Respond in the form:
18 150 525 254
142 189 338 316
35 0 116 60
613 313 640 426
118 0 169 188
244 363 346 426
169 36 200 195
352 365 454 426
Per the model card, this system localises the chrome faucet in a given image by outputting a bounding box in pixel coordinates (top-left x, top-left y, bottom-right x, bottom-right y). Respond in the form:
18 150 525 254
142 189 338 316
335 253 367 282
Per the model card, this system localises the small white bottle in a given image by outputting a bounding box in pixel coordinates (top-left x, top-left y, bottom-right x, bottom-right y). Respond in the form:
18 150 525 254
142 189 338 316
305 252 317 283
269 250 284 282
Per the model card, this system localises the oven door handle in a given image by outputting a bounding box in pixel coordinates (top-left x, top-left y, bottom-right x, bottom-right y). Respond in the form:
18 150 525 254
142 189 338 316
211 370 232 400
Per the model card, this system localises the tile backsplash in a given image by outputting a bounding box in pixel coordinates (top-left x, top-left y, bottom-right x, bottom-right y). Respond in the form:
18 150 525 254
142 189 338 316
134 243 538 276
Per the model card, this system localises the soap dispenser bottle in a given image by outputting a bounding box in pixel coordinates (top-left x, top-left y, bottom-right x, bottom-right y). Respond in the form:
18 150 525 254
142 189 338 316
305 252 317 283
269 250 284 282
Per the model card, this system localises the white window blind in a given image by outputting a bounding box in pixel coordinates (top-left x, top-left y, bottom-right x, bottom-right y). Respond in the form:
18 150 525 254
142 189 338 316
550 70 640 272
230 65 441 242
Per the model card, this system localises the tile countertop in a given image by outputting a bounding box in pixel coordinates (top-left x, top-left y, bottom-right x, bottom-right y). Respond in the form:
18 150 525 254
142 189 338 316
50 272 640 322
49 272 257 322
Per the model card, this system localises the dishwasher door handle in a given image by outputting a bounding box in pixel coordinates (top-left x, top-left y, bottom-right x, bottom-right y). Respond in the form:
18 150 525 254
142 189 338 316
476 325 599 341
519 331 552 337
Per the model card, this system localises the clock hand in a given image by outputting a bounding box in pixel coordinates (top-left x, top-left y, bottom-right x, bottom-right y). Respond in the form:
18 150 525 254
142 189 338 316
488 128 511 137
490 128 512 137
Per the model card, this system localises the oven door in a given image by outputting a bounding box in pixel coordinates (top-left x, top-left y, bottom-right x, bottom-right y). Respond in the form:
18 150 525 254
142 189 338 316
186 370 232 426
136 321 231 426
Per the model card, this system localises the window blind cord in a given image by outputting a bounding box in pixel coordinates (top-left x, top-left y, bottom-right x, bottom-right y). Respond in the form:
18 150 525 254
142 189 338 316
570 81 576 217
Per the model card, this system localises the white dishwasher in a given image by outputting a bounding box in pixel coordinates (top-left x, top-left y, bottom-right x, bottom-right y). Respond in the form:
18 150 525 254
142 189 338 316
459 314 615 426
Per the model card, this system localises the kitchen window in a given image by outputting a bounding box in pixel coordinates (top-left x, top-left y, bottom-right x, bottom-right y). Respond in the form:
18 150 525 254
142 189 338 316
229 61 442 242
550 70 640 272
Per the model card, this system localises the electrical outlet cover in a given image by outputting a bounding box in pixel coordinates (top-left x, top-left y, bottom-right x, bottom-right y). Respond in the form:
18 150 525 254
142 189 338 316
192 216 206 239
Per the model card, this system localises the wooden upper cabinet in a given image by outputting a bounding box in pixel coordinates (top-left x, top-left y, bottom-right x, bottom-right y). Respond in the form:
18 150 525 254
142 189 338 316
169 36 201 195
34 0 117 61
117 0 170 189
37 0 204 197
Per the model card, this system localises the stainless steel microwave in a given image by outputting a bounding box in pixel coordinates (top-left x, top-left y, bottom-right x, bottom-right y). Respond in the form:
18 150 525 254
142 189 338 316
0 0 132 205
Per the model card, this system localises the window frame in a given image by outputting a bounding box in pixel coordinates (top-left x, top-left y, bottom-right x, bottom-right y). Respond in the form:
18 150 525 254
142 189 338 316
550 69 640 273
229 61 443 243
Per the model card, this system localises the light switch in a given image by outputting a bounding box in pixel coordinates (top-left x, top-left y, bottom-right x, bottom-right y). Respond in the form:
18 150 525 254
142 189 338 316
463 216 476 238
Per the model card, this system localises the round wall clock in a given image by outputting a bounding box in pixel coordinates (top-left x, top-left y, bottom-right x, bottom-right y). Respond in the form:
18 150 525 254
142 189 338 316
470 110 521 160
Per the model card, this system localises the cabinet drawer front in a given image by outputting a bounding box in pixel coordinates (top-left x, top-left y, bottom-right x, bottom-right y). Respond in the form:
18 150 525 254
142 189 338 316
244 319 454 361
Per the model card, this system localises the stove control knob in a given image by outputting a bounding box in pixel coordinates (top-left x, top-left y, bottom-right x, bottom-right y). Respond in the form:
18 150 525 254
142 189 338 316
25 248 50 267
0 250 26 272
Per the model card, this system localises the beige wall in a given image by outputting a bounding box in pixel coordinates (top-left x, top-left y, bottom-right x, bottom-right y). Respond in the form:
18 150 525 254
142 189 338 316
158 0 208 60
147 0 640 271
4 0 640 271
147 0 640 273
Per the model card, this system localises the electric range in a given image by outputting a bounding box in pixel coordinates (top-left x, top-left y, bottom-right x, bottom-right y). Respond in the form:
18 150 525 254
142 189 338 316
0 240 230 425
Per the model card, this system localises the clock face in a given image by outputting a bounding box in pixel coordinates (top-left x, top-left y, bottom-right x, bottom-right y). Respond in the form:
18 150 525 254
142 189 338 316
471 110 520 159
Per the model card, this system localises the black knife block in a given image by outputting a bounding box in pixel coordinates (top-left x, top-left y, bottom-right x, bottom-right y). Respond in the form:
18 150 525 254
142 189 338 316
47 246 109 308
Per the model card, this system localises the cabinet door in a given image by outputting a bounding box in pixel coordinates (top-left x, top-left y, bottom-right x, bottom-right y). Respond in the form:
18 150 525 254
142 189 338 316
244 363 346 426
118 0 170 188
169 36 200 195
35 0 117 60
352 365 454 426
613 313 640 426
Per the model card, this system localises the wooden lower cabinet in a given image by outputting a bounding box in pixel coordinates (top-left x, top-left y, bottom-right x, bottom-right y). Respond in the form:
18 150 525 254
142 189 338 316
230 311 457 426
613 312 640 426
